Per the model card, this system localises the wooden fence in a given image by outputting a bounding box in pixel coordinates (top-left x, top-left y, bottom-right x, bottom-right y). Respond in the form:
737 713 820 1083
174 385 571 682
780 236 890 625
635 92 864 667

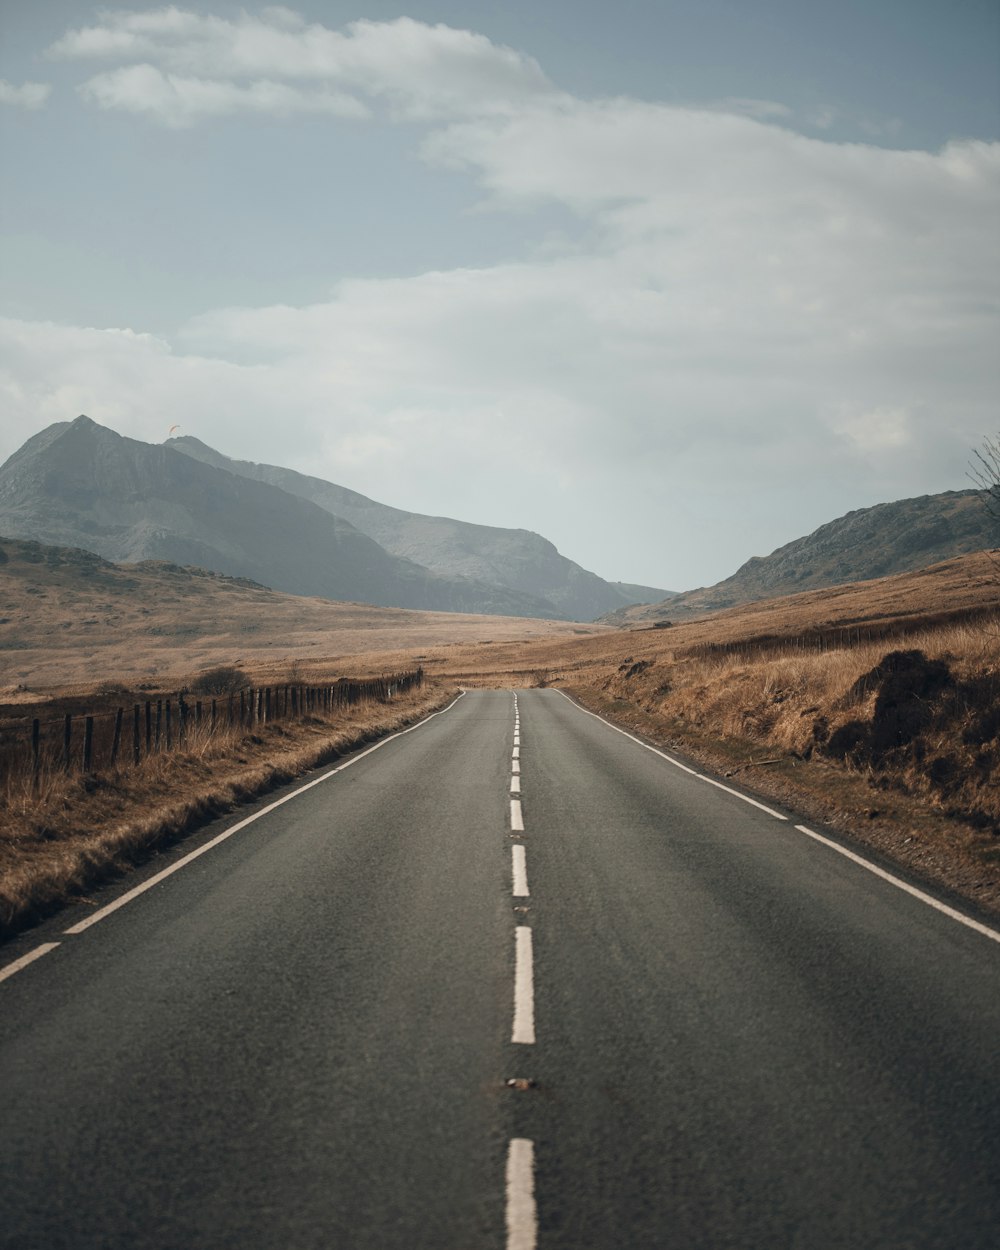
0 669 423 790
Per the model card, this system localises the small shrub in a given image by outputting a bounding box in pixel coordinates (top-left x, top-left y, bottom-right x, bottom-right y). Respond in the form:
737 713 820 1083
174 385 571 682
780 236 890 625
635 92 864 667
192 665 249 696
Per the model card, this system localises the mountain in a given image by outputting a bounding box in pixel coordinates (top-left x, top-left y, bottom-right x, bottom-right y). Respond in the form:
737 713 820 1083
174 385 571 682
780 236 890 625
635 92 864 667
168 436 673 620
605 490 999 624
0 417 564 617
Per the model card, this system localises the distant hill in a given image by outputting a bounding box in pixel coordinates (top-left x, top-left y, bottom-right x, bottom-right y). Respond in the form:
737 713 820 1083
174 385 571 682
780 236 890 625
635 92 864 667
0 534 610 692
0 417 565 617
168 435 674 621
604 490 999 624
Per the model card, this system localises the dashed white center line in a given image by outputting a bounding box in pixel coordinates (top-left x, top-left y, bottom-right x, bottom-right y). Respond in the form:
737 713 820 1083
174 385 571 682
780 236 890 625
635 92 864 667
512 926 535 1043
512 844 529 896
512 759 520 774
510 799 524 831
505 1138 537 1250
514 735 520 746
512 746 520 760
510 775 521 794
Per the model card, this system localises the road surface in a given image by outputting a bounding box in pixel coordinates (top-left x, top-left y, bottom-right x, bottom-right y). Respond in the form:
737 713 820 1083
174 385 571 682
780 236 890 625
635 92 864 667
2 688 999 1248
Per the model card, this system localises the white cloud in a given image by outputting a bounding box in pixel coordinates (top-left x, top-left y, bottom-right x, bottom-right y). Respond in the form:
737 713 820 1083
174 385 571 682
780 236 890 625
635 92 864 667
0 79 52 109
79 64 369 126
49 9 557 124
719 97 792 120
8 11 997 585
832 406 913 452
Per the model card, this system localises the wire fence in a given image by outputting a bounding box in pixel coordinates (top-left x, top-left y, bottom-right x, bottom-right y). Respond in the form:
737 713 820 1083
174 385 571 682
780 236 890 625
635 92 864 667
682 605 999 663
0 669 423 790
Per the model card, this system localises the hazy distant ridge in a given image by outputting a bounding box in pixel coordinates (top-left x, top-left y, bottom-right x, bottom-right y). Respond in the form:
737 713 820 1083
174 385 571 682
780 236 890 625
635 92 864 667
0 417 568 617
168 436 671 620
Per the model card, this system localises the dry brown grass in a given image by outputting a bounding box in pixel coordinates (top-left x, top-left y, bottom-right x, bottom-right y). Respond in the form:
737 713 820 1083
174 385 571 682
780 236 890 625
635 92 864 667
381 552 999 916
0 681 455 938
3 546 998 933
0 538 606 697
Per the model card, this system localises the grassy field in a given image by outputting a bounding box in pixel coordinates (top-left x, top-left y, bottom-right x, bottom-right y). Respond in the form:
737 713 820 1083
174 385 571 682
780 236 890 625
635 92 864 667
0 537 607 699
0 681 455 938
1 540 997 934
402 550 999 916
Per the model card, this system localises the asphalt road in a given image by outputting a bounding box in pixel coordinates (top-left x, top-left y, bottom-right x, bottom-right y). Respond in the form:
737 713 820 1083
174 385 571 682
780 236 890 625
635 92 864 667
1 688 998 1249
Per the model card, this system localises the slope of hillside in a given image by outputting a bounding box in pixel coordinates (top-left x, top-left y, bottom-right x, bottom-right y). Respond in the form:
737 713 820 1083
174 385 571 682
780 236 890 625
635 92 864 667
169 435 672 620
0 418 560 618
0 535 609 692
607 490 998 623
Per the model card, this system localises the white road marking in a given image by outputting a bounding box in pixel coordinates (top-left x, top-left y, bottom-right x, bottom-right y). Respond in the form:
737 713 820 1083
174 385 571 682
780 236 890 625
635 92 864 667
511 799 524 831
505 1138 537 1250
512 759 520 774
548 689 1000 945
795 825 1000 945
695 775 787 820
61 692 469 938
554 689 785 816
512 926 535 1043
512 746 520 759
0 942 61 985
514 735 520 746
512 844 529 896
511 775 521 794
554 690 699 772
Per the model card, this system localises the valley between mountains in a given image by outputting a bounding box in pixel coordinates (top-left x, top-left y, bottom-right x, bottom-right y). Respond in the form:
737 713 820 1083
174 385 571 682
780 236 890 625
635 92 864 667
0 414 998 936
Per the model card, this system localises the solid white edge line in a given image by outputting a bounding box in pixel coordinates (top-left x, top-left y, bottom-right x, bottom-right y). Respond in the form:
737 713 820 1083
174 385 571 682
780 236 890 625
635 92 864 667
61 691 469 937
794 825 1000 945
0 942 61 985
553 689 700 773
510 799 524 832
553 688 785 816
512 926 535 1043
552 690 1000 941
512 844 529 897
695 774 787 820
505 1138 537 1250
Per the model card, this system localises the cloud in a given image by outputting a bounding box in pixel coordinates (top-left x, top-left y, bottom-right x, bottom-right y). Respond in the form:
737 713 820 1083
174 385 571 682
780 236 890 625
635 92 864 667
0 79 52 109
49 9 557 125
719 97 792 120
79 64 369 126
9 10 997 585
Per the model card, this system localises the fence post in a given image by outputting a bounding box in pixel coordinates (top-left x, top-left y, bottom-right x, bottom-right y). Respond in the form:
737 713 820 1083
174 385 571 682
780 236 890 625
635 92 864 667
165 699 172 750
63 714 72 773
155 700 163 751
132 705 141 766
31 719 40 789
83 716 94 773
178 694 187 745
110 708 123 767
145 702 152 755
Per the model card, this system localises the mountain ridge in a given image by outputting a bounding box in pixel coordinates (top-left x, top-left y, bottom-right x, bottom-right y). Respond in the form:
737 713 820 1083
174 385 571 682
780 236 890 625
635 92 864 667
0 417 567 618
604 488 997 624
167 435 670 620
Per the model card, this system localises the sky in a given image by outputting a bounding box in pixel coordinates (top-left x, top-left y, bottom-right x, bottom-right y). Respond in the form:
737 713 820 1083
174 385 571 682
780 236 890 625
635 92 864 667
0 2 998 591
